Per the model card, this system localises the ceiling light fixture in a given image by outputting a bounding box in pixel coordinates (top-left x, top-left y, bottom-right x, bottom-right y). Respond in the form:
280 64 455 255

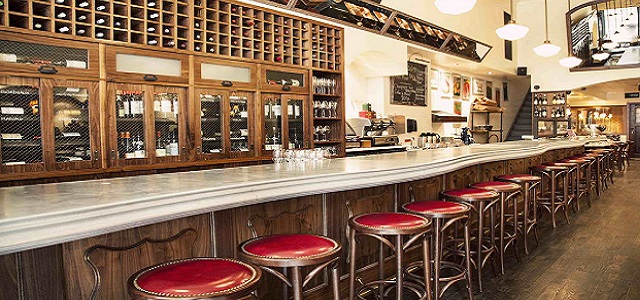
496 0 529 40
592 50 611 61
434 0 477 16
534 0 561 57
559 0 583 68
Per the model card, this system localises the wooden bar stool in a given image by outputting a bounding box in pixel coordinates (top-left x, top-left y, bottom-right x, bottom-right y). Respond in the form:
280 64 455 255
348 212 432 300
469 182 521 275
441 188 500 292
402 200 474 300
128 257 262 300
583 152 604 196
569 155 596 206
238 234 341 300
531 165 570 228
558 157 591 210
495 174 541 255
544 161 579 213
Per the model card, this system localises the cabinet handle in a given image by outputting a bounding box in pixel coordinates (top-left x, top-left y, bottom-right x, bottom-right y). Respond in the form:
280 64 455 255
221 81 233 87
94 150 99 161
143 74 158 82
282 85 292 91
196 147 201 154
38 66 58 74
110 150 116 160
182 147 187 155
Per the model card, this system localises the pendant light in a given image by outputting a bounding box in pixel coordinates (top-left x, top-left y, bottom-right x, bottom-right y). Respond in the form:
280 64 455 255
496 0 529 40
613 0 621 35
434 0 477 16
592 50 611 61
601 1 618 49
534 0 561 57
559 0 583 68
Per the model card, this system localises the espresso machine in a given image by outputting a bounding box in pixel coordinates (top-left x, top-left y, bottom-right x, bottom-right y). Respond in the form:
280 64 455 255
362 118 399 147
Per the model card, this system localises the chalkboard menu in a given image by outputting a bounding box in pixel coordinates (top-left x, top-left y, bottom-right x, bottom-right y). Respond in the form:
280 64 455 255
390 61 428 106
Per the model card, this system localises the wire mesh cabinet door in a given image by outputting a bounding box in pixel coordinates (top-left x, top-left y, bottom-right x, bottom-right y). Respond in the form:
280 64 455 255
195 89 227 161
227 91 255 159
41 79 101 171
107 83 153 167
150 86 188 163
0 76 45 174
283 94 310 150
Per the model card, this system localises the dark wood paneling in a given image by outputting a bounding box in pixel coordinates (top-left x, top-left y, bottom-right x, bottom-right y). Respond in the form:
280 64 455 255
445 166 479 189
397 176 444 206
506 158 528 174
62 214 211 300
21 245 66 300
479 161 506 182
0 254 19 300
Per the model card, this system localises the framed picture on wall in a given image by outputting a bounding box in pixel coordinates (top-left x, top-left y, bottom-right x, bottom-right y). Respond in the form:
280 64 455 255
495 87 501 106
462 76 471 100
503 82 509 101
454 100 462 115
453 74 462 97
440 72 452 96
486 81 493 99
430 69 440 88
473 78 485 95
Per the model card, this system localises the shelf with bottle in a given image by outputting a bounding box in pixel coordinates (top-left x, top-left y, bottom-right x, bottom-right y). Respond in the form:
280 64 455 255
0 83 43 167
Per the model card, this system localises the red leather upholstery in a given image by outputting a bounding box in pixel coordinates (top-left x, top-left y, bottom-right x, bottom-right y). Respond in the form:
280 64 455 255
403 200 469 217
470 181 521 193
532 165 568 171
352 212 428 229
241 234 339 259
441 188 498 200
133 258 259 297
495 174 541 183
559 158 587 164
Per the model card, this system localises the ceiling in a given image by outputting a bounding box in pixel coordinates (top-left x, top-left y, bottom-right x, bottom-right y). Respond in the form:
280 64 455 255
571 77 640 98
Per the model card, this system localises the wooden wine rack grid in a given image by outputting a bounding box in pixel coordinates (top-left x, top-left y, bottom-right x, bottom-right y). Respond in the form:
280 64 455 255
0 0 342 71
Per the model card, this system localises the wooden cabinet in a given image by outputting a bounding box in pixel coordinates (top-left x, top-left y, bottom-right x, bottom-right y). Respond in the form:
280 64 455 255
259 93 310 155
311 70 344 156
106 83 188 167
105 46 189 85
0 76 101 176
260 65 309 94
0 31 99 79
194 88 256 160
195 57 258 90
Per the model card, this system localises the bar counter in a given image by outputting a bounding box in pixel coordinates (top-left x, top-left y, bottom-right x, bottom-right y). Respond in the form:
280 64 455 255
0 139 585 256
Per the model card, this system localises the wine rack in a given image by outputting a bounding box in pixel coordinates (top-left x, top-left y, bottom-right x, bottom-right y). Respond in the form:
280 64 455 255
532 91 571 138
310 24 341 71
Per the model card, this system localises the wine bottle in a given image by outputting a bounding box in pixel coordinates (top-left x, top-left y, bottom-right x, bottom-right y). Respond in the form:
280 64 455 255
77 14 87 21
273 100 281 117
34 22 44 29
76 28 86 35
117 95 125 117
148 39 158 45
77 1 89 8
96 31 105 38
164 28 170 34
147 1 157 8
208 47 215 53
122 93 131 117
195 45 201 51
95 17 106 25
57 12 68 19
58 26 70 33
275 55 283 62
156 131 166 157
243 19 254 26
149 12 159 19
96 4 106 11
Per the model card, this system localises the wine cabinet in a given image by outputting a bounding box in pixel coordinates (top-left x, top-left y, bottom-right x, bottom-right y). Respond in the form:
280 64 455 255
532 91 571 138
259 93 310 156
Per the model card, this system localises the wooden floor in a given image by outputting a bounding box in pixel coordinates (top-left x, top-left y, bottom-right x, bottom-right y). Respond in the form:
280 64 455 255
442 160 640 300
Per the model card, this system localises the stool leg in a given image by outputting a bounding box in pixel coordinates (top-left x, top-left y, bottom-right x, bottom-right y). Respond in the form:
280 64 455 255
379 241 385 300
551 171 557 228
523 182 530 255
532 183 540 245
499 193 506 275
433 219 442 300
423 233 432 300
476 202 485 292
464 218 474 300
349 228 357 300
512 193 520 262
291 267 303 300
331 263 340 300
396 235 404 300
563 173 571 225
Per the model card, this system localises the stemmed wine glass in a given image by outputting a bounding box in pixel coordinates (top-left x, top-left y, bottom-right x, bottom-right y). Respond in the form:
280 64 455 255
323 125 331 141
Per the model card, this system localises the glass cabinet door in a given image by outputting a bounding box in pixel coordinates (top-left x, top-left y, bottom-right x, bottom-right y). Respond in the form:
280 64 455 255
113 88 148 164
229 94 252 154
262 94 283 152
51 83 98 170
199 93 224 158
153 91 180 162
285 96 306 149
0 80 44 172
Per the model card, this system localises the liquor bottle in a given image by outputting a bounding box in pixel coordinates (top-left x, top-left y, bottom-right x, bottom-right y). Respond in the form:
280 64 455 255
294 102 301 118
264 130 272 151
134 134 145 158
124 131 134 159
533 96 538 106
131 93 143 117
273 99 281 117
156 131 166 157
171 94 179 116
542 96 548 105
117 95 125 117
122 93 131 117
541 109 547 118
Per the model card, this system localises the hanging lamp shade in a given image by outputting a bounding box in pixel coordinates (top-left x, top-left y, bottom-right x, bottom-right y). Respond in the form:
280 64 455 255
534 40 561 57
559 55 583 68
602 39 618 49
592 51 611 61
496 20 529 41
434 0 477 15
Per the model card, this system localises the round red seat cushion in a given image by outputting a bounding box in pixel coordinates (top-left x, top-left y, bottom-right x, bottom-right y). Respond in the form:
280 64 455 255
134 258 258 297
403 200 469 216
441 188 498 199
496 174 541 182
470 181 521 193
353 212 428 229
241 234 339 259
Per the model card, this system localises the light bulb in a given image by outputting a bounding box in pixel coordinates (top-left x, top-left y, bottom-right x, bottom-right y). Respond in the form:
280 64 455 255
533 41 561 57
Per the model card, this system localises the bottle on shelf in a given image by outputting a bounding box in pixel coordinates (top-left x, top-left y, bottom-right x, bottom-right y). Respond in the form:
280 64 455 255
58 26 71 33
77 1 90 8
156 131 166 157
133 133 145 158
272 99 282 118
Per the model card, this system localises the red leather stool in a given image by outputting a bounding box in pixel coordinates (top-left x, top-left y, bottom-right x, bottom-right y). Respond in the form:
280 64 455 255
128 257 261 300
348 212 432 300
582 152 604 196
238 234 341 300
440 188 500 292
469 182 521 275
495 174 541 255
531 164 570 228
569 155 596 206
403 200 473 300
558 157 591 210
544 161 579 213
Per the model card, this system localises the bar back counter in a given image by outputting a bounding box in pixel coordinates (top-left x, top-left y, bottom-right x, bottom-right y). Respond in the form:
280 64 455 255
0 139 585 299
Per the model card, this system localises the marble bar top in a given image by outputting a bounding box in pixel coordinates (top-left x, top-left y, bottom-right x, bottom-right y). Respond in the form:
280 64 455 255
0 139 586 255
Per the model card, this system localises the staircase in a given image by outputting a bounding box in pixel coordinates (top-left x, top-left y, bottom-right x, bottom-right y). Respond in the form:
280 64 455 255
506 89 533 141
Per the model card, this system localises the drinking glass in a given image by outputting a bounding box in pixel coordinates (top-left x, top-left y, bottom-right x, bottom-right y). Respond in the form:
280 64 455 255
323 125 331 141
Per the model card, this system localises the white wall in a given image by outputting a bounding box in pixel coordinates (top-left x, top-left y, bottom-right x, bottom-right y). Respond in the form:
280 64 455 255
516 0 640 91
